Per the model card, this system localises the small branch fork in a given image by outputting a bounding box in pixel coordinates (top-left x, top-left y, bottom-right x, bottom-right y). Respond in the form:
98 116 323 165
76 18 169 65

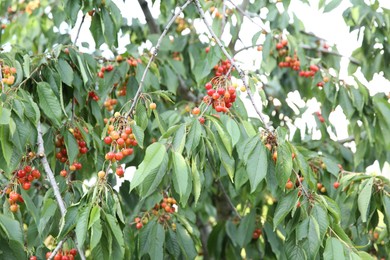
124 0 193 119
193 0 269 131
74 14 86 46
37 122 86 260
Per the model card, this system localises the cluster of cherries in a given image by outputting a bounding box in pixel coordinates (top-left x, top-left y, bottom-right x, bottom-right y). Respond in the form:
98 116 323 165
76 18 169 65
55 128 87 177
44 248 77 260
314 111 325 123
103 97 118 112
88 91 100 101
213 59 233 77
97 64 114 78
134 196 178 230
103 117 137 177
126 56 140 67
1 65 16 85
252 228 262 240
201 82 237 113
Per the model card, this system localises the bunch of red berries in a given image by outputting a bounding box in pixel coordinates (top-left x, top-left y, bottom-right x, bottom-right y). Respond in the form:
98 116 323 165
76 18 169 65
88 91 100 101
134 196 178 230
252 228 262 240
213 59 233 77
1 65 17 85
103 97 118 112
201 79 237 113
45 248 77 260
298 64 319 78
278 54 301 71
126 57 140 67
103 118 137 177
55 127 88 176
97 64 114 78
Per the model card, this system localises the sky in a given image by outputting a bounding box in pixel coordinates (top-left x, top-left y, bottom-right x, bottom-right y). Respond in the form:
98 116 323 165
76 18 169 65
74 0 390 186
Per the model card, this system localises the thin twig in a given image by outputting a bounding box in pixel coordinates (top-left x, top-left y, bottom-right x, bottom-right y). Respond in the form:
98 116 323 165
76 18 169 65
293 168 310 198
217 179 241 220
74 14 85 46
226 0 268 33
37 122 86 260
234 44 263 55
37 122 67 215
221 0 227 38
337 135 355 144
125 0 193 119
301 44 361 65
47 239 66 260
194 0 269 131
138 0 160 34
0 63 4 92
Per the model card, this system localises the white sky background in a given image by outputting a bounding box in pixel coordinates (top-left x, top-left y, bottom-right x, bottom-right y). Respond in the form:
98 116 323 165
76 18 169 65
73 0 390 186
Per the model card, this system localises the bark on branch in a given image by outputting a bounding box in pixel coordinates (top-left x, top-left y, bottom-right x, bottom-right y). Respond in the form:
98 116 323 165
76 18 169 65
138 0 160 34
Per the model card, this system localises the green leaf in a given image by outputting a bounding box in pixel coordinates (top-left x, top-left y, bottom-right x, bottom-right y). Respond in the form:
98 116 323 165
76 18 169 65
58 204 78 239
89 206 101 229
324 237 345 260
57 59 74 86
246 141 268 193
382 195 390 233
191 158 201 205
90 220 103 251
236 211 256 247
311 204 329 240
185 119 201 154
131 124 144 148
172 151 190 203
140 152 168 197
140 220 165 260
104 213 125 258
130 142 167 192
305 216 321 259
37 82 62 126
64 130 79 165
172 124 186 154
0 125 12 165
358 177 373 222
273 189 299 228
135 103 148 130
176 223 197 260
76 206 91 247
276 142 293 188
0 214 24 244
225 117 241 147
338 87 354 118
324 0 342 12
0 107 11 125
206 115 233 156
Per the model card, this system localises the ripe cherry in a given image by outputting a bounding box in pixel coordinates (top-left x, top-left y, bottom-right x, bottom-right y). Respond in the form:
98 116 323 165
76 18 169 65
70 249 77 256
205 46 210 53
198 117 205 124
97 71 104 78
24 165 32 173
333 182 340 189
285 180 294 190
69 165 76 171
205 82 212 90
22 182 31 190
192 107 200 115
98 171 105 179
10 204 18 212
136 222 143 229
60 170 67 177
30 256 37 260
317 183 323 189
276 42 283 50
104 136 112 145
115 152 124 161
149 102 157 110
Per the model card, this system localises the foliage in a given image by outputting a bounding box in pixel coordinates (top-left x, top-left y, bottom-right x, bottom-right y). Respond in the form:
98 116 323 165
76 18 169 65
0 0 390 259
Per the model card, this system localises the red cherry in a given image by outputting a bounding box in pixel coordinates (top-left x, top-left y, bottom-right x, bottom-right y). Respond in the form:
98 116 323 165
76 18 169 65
115 152 124 161
106 64 114 72
276 42 283 50
116 167 124 177
205 82 212 90
212 92 220 100
207 89 215 96
217 88 225 95
70 249 77 256
79 147 88 154
309 64 319 72
104 136 112 145
24 165 32 173
198 117 205 124
98 71 104 78
205 47 210 53
30 256 37 260
333 182 340 189
22 182 31 190
136 222 143 229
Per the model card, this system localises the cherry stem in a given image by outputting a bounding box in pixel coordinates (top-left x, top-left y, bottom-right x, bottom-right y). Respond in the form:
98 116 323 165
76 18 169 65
293 168 310 199
125 0 193 119
0 63 4 93
194 0 270 131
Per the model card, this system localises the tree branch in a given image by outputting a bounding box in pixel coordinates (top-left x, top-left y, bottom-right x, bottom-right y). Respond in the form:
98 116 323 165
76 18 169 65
178 76 198 103
194 0 270 131
74 14 85 46
138 0 160 34
37 122 86 260
0 63 4 93
125 0 193 119
301 44 361 66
